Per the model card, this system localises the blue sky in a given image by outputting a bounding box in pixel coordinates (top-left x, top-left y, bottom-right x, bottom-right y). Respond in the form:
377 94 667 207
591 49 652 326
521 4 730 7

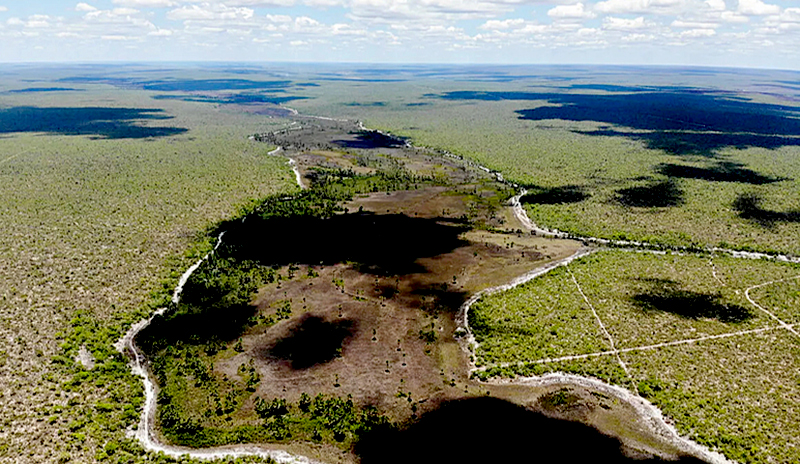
0 0 798 68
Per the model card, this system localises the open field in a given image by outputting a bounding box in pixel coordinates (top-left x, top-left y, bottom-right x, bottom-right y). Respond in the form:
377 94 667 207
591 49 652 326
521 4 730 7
471 250 800 463
286 69 800 255
3 63 800 464
136 116 677 462
0 66 297 463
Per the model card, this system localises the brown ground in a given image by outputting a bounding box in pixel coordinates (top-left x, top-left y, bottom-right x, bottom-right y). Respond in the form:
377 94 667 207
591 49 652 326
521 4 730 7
196 119 710 462
220 186 579 423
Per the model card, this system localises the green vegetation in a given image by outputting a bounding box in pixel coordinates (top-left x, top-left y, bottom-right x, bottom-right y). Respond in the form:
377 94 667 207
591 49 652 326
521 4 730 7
136 166 434 449
471 250 800 463
295 82 800 255
0 68 296 462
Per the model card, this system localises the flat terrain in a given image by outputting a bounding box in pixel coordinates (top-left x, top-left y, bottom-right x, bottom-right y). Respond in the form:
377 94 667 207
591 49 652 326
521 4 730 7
3 63 800 464
472 250 800 463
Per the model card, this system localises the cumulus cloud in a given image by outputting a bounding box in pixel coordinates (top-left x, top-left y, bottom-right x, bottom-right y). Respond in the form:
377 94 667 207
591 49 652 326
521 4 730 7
112 0 177 7
680 27 716 36
479 18 525 29
548 3 596 19
737 0 780 16
75 3 97 12
594 0 684 15
0 6 8 12
167 3 255 21
602 16 652 30
671 19 719 28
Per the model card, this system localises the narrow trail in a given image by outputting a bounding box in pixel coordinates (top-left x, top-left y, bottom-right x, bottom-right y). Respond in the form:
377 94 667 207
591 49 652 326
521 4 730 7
510 192 800 265
0 150 28 165
566 265 635 389
710 259 726 287
473 323 796 372
744 276 800 338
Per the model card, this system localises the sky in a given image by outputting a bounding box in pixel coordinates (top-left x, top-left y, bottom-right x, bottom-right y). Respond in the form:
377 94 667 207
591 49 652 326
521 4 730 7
0 0 798 69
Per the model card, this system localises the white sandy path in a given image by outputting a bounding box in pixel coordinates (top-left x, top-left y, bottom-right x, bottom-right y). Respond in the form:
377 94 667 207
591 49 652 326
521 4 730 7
486 373 734 464
472 323 796 372
0 150 30 165
745 275 800 338
115 233 324 463
566 265 634 387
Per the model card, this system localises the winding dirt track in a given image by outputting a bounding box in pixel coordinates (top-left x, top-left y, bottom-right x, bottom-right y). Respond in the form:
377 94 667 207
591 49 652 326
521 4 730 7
115 112 796 463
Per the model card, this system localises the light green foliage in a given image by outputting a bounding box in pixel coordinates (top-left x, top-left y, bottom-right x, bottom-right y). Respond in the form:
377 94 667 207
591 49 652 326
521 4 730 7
474 250 800 463
0 74 294 462
470 265 610 366
296 82 800 255
747 278 800 324
621 332 800 464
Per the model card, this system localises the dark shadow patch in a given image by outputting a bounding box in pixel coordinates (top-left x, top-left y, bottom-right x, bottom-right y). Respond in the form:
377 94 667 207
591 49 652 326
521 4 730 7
411 284 469 314
522 185 589 205
220 212 469 276
143 79 292 92
344 102 386 107
332 131 407 149
580 129 800 157
616 180 684 207
431 90 800 157
568 84 654 92
8 87 84 93
137 300 257 352
265 315 357 369
631 279 754 323
733 193 800 228
355 397 705 464
656 162 783 185
0 106 187 139
151 94 308 105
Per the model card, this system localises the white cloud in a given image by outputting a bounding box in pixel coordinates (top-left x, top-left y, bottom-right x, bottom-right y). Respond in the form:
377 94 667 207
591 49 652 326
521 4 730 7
226 0 296 6
602 16 652 30
680 27 716 36
111 8 140 15
75 3 97 12
167 3 255 21
671 19 718 28
720 11 748 22
0 6 8 12
548 3 595 19
266 14 292 23
479 18 525 30
737 0 780 16
704 0 726 11
622 32 655 41
148 28 173 35
112 0 177 7
594 0 684 15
